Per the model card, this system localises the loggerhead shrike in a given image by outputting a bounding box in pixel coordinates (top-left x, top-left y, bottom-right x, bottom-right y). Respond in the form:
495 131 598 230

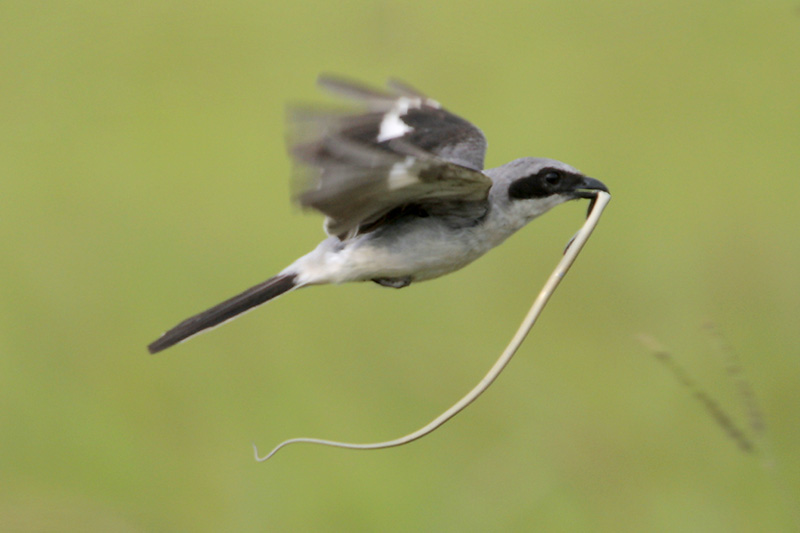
148 76 608 354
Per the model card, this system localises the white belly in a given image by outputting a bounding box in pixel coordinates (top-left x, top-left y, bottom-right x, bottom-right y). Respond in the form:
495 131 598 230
290 219 499 285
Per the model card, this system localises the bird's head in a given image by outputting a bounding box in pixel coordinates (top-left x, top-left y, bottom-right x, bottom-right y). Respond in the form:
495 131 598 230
487 157 608 221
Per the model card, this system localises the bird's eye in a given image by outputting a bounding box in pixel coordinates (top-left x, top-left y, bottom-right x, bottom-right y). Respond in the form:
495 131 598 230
543 171 562 186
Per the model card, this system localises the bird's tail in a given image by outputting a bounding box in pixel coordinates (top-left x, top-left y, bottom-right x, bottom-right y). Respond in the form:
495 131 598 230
148 273 299 354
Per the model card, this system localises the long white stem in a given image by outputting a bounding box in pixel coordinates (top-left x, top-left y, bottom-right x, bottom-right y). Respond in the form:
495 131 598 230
255 191 612 462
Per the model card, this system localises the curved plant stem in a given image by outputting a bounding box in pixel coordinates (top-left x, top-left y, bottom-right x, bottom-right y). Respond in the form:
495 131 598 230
255 191 611 462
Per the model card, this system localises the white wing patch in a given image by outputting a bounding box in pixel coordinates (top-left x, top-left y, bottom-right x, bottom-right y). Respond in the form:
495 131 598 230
376 97 419 142
387 157 419 190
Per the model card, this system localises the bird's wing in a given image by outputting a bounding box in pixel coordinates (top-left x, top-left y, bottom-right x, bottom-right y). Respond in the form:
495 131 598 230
289 75 491 239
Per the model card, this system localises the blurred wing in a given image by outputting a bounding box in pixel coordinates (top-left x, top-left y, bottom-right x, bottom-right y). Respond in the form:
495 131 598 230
290 76 491 239
315 75 488 170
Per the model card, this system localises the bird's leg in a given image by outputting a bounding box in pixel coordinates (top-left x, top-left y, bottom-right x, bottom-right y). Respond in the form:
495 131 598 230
372 276 412 288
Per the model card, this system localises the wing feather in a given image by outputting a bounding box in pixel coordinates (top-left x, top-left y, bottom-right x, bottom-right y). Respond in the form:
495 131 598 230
289 77 491 238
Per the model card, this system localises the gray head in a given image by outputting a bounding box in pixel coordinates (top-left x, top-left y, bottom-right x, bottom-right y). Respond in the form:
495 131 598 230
486 157 608 220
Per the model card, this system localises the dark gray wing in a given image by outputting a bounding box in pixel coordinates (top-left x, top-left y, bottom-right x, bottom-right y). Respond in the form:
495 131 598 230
289 76 491 239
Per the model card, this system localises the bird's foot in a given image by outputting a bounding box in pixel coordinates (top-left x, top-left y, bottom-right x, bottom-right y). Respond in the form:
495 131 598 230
372 276 412 288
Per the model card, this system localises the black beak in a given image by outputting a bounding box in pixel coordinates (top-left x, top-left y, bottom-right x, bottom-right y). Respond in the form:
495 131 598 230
573 176 609 217
573 176 609 199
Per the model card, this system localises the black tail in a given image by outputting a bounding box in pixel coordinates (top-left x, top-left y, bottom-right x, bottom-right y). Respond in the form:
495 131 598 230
148 273 298 354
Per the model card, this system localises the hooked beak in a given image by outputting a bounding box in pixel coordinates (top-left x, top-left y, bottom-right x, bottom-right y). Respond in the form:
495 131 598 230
573 176 609 199
573 176 610 217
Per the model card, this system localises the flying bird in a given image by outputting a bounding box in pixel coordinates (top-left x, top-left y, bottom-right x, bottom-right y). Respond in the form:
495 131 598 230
148 76 608 354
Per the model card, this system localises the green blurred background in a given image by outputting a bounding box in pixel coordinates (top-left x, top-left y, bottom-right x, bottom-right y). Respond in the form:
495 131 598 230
2 1 798 531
